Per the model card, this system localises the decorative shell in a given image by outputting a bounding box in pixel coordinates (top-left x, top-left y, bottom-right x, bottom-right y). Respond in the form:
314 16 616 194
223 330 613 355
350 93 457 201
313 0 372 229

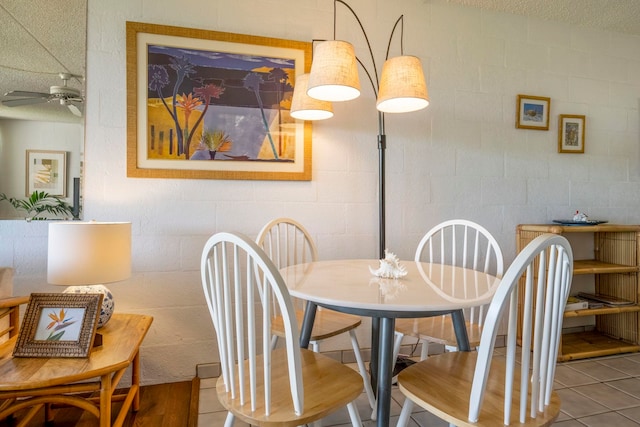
369 250 408 279
573 210 588 222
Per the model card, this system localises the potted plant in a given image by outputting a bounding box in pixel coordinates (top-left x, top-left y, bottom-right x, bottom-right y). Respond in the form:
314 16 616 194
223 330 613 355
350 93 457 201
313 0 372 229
0 191 75 221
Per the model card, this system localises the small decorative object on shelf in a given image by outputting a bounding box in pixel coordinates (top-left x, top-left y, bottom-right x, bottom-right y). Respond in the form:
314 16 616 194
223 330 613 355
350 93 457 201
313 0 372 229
370 250 408 279
552 211 608 225
573 211 588 222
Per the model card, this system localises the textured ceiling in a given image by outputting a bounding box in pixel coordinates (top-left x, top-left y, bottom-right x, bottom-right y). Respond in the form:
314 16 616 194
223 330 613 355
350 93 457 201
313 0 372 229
445 0 640 36
0 0 85 123
0 0 638 123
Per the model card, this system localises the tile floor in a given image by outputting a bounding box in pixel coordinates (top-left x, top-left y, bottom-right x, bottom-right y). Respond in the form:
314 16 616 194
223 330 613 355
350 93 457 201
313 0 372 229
198 352 640 426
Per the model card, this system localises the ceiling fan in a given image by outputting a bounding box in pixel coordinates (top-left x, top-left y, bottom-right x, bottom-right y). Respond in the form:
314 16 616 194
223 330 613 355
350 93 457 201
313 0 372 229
2 73 84 117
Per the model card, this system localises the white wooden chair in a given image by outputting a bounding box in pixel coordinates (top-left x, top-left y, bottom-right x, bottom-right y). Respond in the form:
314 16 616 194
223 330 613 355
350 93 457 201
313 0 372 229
200 231 364 426
397 233 573 426
393 219 504 362
256 217 375 410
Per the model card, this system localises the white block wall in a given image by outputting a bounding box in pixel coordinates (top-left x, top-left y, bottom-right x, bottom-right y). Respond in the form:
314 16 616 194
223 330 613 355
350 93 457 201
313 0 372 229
1 0 639 384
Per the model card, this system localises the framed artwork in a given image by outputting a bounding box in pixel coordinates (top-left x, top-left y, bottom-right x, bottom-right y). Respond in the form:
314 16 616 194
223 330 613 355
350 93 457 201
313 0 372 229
516 94 551 130
25 150 67 197
126 21 312 181
13 293 103 358
558 114 586 154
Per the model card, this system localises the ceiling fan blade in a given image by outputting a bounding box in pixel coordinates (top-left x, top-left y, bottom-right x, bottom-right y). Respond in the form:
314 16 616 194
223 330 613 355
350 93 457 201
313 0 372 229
67 103 83 117
4 90 50 98
2 97 50 107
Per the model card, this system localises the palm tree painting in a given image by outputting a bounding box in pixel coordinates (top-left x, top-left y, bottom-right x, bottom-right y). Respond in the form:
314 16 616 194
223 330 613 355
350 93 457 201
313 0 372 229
145 43 298 164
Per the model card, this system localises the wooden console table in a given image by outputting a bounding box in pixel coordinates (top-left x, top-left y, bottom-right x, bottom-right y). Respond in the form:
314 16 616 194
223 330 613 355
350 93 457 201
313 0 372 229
0 313 153 426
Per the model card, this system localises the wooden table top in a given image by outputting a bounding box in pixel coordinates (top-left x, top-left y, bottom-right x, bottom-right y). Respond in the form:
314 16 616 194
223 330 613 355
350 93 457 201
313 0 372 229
0 313 153 391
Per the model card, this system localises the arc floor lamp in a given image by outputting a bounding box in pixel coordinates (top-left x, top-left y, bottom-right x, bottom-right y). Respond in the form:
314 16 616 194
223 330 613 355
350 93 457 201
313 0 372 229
291 0 429 259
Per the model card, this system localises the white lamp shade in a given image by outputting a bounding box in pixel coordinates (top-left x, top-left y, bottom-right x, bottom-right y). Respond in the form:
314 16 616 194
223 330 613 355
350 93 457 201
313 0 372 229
376 55 429 113
290 73 334 120
307 40 361 102
48 221 132 285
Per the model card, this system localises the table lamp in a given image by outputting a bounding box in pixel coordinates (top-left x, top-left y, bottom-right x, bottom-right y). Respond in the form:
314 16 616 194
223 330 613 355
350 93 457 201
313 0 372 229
47 221 131 328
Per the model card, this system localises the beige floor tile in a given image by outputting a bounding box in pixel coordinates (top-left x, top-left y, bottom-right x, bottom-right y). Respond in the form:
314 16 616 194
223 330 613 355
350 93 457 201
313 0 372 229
577 411 640 426
608 378 640 397
564 360 629 382
555 364 601 387
555 388 610 418
598 357 640 376
618 406 640 423
571 382 640 410
552 420 588 426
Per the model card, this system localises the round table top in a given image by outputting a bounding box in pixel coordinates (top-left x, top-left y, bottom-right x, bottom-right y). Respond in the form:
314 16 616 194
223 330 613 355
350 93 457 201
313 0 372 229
279 259 501 315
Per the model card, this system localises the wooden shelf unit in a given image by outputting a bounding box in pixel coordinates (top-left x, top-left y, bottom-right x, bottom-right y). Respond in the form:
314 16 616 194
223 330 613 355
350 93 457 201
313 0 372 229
516 224 640 362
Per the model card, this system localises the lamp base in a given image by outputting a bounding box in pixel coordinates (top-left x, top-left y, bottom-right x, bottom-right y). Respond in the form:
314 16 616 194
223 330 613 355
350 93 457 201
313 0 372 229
63 284 114 328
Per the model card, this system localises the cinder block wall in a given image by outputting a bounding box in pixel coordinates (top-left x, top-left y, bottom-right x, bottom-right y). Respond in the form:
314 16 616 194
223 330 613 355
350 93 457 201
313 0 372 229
3 0 639 385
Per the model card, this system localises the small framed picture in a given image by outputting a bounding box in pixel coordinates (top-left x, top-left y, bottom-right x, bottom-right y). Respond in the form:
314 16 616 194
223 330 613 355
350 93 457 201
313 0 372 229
25 150 67 197
13 293 103 358
516 94 551 130
558 115 586 154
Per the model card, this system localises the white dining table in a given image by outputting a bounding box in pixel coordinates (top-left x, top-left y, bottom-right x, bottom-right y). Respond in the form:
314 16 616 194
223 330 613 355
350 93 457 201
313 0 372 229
279 258 501 427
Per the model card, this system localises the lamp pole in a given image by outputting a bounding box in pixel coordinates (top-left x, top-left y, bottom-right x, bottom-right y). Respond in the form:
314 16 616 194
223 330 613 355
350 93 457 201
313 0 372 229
332 0 389 259
378 112 386 259
298 5 428 422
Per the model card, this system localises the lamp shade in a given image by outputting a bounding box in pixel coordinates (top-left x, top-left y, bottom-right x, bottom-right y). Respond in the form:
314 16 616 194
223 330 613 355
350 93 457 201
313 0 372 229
48 221 132 285
290 73 334 120
376 55 429 113
307 40 361 102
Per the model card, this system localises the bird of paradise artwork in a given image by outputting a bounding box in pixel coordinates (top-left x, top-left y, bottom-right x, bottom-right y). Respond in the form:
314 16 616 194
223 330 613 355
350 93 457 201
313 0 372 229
45 308 78 341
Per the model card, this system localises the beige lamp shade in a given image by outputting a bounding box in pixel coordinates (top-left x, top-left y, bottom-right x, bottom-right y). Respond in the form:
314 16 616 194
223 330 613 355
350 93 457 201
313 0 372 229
48 221 132 285
376 55 429 113
307 40 361 102
290 73 334 120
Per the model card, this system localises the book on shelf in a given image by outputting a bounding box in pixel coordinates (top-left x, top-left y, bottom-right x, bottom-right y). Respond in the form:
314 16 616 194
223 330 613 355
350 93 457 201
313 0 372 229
565 296 589 311
577 292 634 307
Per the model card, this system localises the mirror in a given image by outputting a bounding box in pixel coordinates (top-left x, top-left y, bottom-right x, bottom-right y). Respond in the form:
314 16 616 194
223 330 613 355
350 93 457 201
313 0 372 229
0 0 86 219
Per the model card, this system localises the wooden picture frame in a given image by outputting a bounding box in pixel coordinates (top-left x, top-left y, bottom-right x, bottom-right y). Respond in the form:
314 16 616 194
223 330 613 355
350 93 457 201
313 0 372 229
558 114 586 153
126 21 312 181
25 150 67 197
516 94 550 130
13 293 103 358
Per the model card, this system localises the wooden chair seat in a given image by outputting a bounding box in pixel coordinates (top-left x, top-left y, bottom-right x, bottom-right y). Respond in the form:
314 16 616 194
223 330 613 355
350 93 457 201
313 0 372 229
394 316 482 348
398 351 561 427
271 308 361 341
217 348 364 426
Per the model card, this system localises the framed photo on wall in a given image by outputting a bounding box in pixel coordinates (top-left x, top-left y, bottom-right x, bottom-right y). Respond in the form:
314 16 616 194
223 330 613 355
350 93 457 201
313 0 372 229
126 21 312 181
13 293 103 358
516 94 551 130
558 114 586 154
25 150 67 197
